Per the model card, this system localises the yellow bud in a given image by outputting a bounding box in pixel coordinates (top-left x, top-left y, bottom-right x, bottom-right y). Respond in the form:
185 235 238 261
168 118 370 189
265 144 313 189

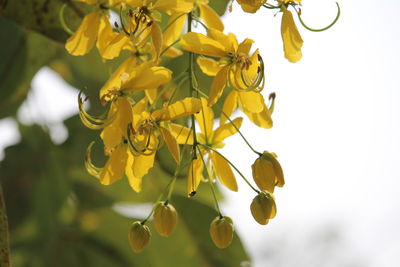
209 216 234 249
128 221 151 253
250 191 277 225
251 151 285 192
153 201 178 237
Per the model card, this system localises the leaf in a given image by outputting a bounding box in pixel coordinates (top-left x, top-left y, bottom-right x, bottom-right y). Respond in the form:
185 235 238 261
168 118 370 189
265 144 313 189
0 17 60 118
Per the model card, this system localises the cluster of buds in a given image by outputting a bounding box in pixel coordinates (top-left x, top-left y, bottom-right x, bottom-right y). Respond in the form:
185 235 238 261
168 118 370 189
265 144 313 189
62 0 338 251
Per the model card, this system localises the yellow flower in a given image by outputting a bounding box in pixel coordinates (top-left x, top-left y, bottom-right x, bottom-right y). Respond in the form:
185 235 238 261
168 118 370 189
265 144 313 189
252 151 284 192
281 5 303 63
128 221 151 253
209 216 234 249
169 98 242 195
250 191 276 225
180 29 264 106
84 97 201 192
65 0 126 59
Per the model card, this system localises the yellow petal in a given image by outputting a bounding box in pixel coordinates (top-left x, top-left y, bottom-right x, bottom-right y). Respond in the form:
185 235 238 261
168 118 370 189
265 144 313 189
241 104 273 129
208 66 229 106
151 22 163 60
168 123 194 145
236 0 263 13
145 89 157 104
100 57 137 101
252 156 275 193
99 31 130 60
237 38 254 55
211 152 238 192
125 151 142 192
195 97 214 141
207 28 235 53
100 97 132 152
238 91 264 114
99 145 128 185
124 65 172 91
153 0 194 14
198 3 224 31
152 97 202 121
197 56 221 76
180 32 227 58
213 117 242 144
187 157 203 197
160 127 180 163
125 0 142 7
162 46 183 58
281 9 303 63
65 12 100 56
220 91 238 125
133 153 155 182
164 13 187 46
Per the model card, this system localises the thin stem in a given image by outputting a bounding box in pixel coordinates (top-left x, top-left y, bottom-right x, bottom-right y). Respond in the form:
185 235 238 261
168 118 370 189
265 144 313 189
160 38 181 57
59 4 74 35
0 183 11 267
221 111 262 156
192 16 208 30
199 144 260 194
296 2 341 32
192 86 262 156
187 12 198 155
197 147 222 216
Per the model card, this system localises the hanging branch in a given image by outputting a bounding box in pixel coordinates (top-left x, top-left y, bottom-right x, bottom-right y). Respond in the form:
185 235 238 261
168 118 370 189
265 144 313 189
0 183 11 267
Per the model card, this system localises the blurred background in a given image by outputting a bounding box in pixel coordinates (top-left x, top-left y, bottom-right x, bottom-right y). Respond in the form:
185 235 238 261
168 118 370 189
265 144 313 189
1 0 400 266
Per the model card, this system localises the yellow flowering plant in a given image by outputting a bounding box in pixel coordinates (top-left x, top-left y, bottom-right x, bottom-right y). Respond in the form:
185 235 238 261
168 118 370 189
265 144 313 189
52 0 340 254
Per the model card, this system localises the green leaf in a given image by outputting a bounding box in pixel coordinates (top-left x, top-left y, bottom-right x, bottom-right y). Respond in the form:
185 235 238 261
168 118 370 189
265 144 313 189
0 17 60 118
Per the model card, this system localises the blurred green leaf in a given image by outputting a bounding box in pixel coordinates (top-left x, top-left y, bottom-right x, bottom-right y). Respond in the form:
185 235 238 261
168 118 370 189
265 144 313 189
0 17 60 118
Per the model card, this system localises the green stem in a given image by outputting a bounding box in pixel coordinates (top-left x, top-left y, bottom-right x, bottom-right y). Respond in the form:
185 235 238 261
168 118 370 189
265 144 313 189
197 147 222 216
160 38 181 57
221 111 262 156
296 2 341 32
59 4 74 35
199 144 260 194
191 86 262 156
187 12 198 156
0 183 11 267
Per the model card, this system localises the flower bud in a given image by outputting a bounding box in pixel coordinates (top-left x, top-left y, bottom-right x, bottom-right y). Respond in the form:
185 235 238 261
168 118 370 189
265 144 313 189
209 216 234 249
251 151 284 192
153 201 178 237
250 191 277 225
128 221 151 253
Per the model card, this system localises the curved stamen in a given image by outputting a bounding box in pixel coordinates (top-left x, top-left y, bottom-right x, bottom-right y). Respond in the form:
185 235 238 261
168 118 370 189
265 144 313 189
296 2 341 32
85 141 102 178
78 91 115 130
59 4 74 35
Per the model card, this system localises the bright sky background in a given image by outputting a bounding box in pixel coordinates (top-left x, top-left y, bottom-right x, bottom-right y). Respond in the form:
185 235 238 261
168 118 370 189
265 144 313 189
1 0 400 266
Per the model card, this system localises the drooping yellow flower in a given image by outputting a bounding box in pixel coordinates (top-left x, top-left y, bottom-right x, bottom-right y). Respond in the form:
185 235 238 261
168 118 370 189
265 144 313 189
65 0 126 59
180 29 264 106
252 151 284 192
217 50 273 129
169 98 242 195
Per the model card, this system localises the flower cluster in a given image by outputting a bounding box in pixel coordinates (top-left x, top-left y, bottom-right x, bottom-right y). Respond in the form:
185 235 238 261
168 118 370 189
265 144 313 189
62 0 338 251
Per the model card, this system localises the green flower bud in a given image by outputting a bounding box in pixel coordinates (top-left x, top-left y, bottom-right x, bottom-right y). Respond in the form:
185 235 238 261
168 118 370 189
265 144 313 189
128 221 151 253
209 216 234 249
153 201 178 237
250 191 277 225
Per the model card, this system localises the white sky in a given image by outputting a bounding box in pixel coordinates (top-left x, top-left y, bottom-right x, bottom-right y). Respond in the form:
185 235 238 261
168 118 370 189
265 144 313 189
1 0 400 266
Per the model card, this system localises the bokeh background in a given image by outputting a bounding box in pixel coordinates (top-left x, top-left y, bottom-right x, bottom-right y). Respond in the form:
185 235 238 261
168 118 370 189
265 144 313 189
1 0 400 266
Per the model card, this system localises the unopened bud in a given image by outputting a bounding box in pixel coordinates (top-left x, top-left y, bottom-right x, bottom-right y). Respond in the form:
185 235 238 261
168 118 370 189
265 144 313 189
153 201 178 237
128 221 151 253
250 191 276 225
209 216 234 249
